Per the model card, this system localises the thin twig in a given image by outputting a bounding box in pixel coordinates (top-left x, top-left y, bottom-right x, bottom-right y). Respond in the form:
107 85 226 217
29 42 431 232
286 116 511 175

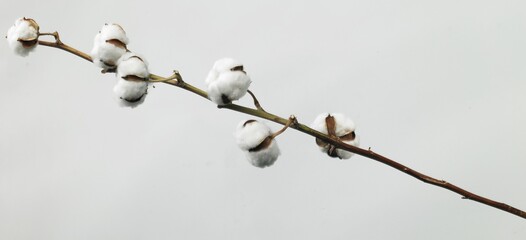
38 38 92 62
247 89 265 111
270 115 297 139
36 34 526 219
148 70 181 83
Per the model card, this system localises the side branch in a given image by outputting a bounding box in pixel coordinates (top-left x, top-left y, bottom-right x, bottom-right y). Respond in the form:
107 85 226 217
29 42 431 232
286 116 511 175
37 37 526 219
247 90 265 111
38 32 92 62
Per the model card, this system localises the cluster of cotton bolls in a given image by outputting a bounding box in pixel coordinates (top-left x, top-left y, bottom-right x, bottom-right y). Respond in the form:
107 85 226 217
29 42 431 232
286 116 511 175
233 113 359 168
6 17 360 165
90 24 149 108
204 58 282 167
201 58 361 166
235 120 281 168
6 17 40 57
311 113 360 159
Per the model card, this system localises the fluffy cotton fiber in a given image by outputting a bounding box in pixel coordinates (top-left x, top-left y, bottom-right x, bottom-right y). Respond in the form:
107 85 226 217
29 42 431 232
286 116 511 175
99 24 128 44
113 79 148 108
244 141 280 168
113 52 149 108
311 113 360 159
117 52 149 79
91 23 129 69
235 120 281 168
6 17 39 57
205 58 251 105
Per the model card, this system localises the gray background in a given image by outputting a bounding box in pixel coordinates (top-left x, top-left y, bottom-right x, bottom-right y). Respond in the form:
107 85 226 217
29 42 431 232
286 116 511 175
1 0 525 239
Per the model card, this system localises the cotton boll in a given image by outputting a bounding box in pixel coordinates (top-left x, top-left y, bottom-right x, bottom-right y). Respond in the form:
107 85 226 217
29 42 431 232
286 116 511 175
113 78 148 108
235 120 281 168
205 58 251 105
6 17 39 57
113 52 150 108
236 120 273 150
208 71 251 105
311 113 360 159
91 23 129 70
91 33 128 69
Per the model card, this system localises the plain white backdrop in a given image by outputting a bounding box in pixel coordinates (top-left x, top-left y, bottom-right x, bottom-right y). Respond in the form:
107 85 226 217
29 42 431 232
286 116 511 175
1 0 525 239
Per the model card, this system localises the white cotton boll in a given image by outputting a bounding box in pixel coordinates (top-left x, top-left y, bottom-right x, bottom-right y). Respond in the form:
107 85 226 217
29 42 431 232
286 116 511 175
113 78 148 108
91 23 129 69
117 52 149 80
311 113 360 159
6 17 39 57
235 120 281 168
91 33 127 69
236 120 273 150
113 52 150 108
208 71 251 105
205 58 251 105
245 140 281 168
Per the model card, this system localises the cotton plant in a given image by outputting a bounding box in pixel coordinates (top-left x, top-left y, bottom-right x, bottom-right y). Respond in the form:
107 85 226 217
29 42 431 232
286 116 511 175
311 113 360 159
5 17 525 220
6 17 40 57
205 58 252 105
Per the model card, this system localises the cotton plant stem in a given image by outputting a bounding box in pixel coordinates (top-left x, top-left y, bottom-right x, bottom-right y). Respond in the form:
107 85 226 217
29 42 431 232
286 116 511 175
246 90 265 111
36 37 526 219
38 32 92 62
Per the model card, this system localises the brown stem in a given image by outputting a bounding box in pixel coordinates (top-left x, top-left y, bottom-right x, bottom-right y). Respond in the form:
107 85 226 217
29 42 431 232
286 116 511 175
270 115 297 139
318 131 526 218
36 35 526 219
246 89 265 111
148 70 181 83
38 39 92 62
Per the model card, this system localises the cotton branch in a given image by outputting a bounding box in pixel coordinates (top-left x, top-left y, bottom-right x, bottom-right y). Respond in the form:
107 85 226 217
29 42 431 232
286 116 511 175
25 29 526 219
